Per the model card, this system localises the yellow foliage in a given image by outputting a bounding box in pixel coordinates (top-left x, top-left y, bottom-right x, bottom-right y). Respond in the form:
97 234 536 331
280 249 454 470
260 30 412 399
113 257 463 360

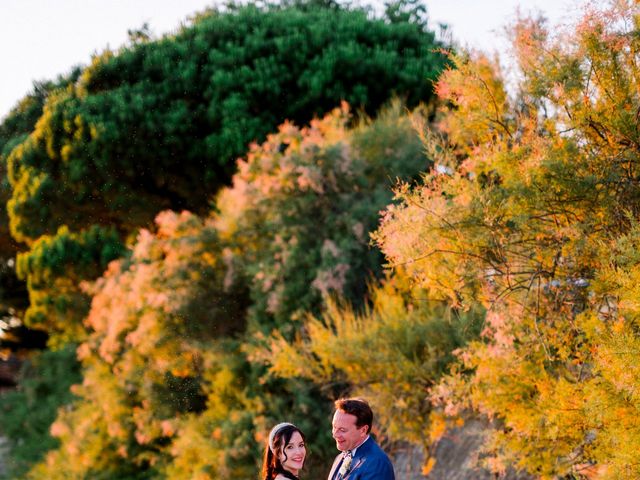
265 271 482 449
374 1 640 476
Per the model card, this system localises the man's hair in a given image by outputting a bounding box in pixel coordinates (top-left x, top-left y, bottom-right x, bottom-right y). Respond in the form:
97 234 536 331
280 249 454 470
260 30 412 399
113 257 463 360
335 397 373 433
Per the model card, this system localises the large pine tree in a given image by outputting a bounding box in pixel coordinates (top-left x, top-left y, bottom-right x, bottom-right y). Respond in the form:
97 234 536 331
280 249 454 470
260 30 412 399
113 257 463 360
1 0 448 341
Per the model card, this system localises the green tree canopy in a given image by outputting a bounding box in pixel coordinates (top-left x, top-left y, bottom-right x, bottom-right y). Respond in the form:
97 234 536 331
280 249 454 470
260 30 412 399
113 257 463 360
5 1 447 245
0 71 81 347
0 69 82 253
16 225 126 345
3 0 448 344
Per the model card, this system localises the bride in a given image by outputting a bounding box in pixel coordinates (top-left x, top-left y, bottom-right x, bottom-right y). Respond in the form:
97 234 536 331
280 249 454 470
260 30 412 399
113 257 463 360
261 422 307 480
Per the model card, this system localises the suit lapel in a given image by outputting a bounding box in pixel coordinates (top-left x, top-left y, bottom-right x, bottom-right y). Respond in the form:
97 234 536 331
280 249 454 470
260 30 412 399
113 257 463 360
328 454 343 480
331 438 375 479
345 437 373 478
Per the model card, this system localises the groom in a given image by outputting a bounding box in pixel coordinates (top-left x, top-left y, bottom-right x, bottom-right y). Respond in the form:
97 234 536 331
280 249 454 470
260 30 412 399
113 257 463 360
328 398 395 480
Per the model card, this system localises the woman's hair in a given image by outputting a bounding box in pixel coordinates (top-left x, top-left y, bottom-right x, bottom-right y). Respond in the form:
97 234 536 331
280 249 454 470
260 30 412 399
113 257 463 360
261 423 306 480
334 398 373 433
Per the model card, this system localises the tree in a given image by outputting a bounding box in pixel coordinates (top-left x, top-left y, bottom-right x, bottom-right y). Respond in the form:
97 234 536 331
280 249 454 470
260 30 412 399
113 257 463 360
3 0 448 343
265 271 482 466
28 211 248 479
16 225 125 346
0 69 82 276
214 101 428 333
214 102 434 475
0 70 81 349
5 1 447 245
374 1 640 477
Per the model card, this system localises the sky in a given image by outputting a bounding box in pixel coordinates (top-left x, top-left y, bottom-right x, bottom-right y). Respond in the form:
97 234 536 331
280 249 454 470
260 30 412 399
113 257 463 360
0 0 587 122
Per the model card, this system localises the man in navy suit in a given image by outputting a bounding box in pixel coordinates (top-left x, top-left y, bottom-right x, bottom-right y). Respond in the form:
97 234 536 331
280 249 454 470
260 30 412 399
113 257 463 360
327 398 395 480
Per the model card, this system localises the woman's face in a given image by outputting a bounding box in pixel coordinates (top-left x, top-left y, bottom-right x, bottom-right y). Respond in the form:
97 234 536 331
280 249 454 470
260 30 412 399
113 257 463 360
280 431 306 475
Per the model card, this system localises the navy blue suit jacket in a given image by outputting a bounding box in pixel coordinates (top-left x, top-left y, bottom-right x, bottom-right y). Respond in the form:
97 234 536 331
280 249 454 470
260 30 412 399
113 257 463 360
328 436 395 480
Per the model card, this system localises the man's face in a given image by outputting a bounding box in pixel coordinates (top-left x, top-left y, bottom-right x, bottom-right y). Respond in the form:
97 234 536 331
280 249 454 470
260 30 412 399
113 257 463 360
332 409 368 451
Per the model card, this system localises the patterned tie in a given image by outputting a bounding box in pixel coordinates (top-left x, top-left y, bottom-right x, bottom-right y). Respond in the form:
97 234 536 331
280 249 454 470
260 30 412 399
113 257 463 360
336 450 353 480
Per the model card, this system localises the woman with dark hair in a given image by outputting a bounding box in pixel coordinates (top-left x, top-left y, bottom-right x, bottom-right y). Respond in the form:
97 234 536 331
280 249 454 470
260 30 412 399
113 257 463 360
261 422 307 480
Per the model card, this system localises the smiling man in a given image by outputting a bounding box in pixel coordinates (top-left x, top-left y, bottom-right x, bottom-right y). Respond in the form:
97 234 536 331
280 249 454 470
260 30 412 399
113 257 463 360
328 398 395 480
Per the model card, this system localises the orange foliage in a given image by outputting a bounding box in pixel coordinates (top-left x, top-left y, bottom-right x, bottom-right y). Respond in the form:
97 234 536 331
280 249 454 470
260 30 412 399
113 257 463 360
375 1 640 478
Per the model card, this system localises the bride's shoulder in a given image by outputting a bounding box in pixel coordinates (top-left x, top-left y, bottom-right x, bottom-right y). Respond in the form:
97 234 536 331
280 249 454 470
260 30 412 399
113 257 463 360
274 475 289 480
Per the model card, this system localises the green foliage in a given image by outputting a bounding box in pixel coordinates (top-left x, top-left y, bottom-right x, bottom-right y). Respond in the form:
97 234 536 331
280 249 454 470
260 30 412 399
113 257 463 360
384 0 428 25
0 70 81 153
215 101 428 334
374 1 640 477
15 225 125 345
0 71 81 325
27 211 248 479
0 345 81 480
266 272 482 450
211 103 431 477
0 71 82 247
1 0 448 351
0 2 453 476
5 1 447 245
